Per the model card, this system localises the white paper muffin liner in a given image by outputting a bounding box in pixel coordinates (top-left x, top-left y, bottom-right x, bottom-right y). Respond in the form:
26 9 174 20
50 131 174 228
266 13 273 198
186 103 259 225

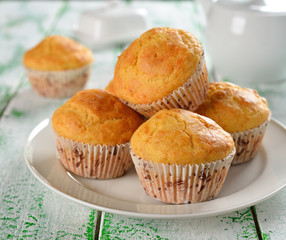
231 114 271 165
121 55 209 118
25 64 91 98
130 147 235 204
53 130 132 179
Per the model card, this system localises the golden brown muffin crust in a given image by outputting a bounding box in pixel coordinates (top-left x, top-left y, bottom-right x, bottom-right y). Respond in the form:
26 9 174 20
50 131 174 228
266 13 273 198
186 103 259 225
106 27 203 104
130 109 234 165
52 89 144 145
23 35 93 71
196 82 270 132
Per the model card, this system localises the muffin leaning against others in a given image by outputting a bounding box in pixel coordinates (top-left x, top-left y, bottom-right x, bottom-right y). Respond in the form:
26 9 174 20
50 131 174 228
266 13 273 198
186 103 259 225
196 81 271 165
106 27 209 118
23 35 93 98
130 109 235 204
52 89 144 179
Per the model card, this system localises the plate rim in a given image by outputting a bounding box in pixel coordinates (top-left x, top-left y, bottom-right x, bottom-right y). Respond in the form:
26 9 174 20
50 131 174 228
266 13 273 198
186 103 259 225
24 118 286 219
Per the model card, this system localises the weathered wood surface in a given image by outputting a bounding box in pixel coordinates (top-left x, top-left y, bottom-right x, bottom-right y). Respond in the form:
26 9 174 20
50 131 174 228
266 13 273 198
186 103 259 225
99 210 259 240
254 82 286 239
0 89 98 239
0 1 98 239
0 1 286 239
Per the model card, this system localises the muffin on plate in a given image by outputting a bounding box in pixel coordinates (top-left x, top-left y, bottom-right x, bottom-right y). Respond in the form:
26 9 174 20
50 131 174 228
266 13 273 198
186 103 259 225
130 108 235 204
23 35 93 98
106 27 209 118
196 81 271 165
52 89 144 179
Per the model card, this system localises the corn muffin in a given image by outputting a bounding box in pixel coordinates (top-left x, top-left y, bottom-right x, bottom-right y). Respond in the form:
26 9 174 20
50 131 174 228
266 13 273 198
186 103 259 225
23 35 94 98
52 89 144 179
196 82 271 164
130 109 235 204
106 27 209 118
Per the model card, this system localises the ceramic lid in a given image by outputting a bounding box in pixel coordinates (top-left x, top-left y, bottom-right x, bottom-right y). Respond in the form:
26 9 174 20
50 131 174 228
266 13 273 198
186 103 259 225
73 1 148 49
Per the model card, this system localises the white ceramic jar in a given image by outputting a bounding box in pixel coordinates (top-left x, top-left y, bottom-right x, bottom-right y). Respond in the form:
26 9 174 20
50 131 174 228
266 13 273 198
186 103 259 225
201 0 286 85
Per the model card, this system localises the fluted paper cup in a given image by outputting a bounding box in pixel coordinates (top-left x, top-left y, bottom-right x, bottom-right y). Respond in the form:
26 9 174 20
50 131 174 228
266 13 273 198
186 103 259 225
122 55 209 118
130 147 235 204
25 64 91 98
231 114 271 165
53 130 132 179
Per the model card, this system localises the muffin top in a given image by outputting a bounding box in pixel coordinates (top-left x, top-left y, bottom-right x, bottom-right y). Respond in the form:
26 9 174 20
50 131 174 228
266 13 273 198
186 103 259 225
196 82 270 133
52 89 144 145
130 109 234 165
23 35 93 71
106 27 203 104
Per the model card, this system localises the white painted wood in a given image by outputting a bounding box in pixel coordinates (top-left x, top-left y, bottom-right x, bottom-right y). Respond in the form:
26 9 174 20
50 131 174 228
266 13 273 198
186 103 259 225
99 210 258 240
0 1 98 238
0 89 98 238
255 188 286 240
249 88 286 240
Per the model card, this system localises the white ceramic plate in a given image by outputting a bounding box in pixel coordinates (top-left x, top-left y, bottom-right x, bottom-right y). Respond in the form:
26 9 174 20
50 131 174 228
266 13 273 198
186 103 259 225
24 119 286 219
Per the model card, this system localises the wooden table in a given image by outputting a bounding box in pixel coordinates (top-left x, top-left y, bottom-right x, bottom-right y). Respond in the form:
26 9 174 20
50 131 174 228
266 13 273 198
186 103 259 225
1 1 286 239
